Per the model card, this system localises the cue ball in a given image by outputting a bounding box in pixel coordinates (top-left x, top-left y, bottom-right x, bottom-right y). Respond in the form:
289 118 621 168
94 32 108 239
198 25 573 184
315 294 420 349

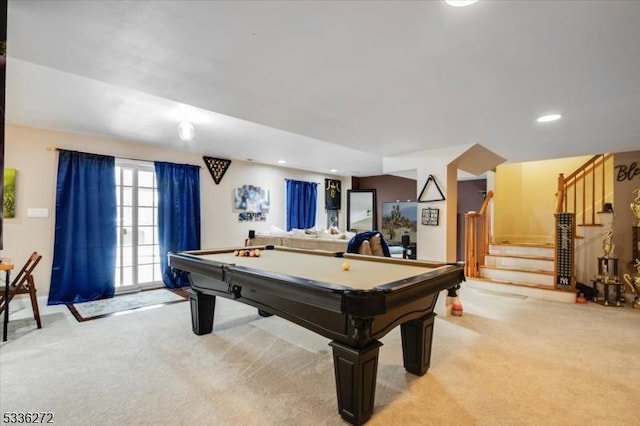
342 262 350 271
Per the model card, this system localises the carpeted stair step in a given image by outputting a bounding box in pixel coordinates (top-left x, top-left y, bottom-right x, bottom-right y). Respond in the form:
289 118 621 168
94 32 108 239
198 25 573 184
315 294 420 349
479 265 555 287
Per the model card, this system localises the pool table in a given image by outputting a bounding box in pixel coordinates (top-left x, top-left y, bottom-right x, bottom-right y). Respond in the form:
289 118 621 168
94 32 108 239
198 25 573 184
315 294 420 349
169 246 465 425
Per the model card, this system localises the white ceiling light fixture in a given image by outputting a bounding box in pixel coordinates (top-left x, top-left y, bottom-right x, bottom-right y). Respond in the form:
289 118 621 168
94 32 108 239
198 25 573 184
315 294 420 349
178 121 195 141
536 114 562 123
445 0 479 7
277 160 287 164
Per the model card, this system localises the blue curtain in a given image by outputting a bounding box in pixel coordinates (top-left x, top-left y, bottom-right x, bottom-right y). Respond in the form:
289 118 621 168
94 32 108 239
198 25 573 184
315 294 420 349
286 179 318 231
49 150 116 305
155 161 201 288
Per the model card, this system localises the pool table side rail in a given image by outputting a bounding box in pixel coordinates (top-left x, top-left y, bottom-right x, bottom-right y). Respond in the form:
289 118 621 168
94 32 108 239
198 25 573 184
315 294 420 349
169 250 348 315
346 265 465 314
342 252 445 268
169 249 353 293
169 249 465 325
169 250 465 310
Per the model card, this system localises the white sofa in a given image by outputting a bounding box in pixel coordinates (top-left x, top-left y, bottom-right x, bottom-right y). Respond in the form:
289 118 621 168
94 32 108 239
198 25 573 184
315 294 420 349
246 227 405 257
246 228 354 252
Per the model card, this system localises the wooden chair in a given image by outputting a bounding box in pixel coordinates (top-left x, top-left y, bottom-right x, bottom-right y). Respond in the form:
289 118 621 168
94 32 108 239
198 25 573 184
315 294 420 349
0 252 43 329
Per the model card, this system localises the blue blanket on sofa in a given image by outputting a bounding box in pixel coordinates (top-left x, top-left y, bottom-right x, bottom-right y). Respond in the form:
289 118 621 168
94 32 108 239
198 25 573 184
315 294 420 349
346 231 391 257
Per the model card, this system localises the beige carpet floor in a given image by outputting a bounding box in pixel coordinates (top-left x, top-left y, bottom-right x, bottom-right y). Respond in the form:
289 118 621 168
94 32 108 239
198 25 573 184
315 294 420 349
1 280 639 426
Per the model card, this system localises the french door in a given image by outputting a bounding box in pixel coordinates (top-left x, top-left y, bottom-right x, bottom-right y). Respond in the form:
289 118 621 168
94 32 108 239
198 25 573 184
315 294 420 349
115 160 162 292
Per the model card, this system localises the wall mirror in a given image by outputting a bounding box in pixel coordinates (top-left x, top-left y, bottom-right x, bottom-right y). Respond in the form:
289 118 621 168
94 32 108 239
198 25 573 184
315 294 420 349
347 189 377 233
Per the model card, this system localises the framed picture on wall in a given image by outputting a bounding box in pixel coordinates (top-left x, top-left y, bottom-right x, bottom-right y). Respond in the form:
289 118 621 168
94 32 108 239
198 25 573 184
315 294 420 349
234 185 270 213
421 207 439 226
381 201 417 244
325 179 341 210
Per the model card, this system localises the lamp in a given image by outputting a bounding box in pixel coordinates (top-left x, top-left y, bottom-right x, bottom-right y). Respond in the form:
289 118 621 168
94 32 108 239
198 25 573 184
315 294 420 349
178 122 195 141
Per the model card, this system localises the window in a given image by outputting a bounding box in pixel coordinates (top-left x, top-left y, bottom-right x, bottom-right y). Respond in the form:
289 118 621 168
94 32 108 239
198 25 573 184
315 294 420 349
115 160 161 290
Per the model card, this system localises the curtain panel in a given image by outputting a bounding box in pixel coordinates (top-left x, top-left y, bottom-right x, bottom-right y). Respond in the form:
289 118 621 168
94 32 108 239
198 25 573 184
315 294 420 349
154 161 201 288
285 179 318 231
49 150 116 305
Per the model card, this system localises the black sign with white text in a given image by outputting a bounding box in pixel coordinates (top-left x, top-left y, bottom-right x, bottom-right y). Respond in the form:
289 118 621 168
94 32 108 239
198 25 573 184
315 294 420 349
555 213 574 289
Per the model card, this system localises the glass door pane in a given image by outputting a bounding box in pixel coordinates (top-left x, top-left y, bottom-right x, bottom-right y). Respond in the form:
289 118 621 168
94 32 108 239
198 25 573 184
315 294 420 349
115 161 161 292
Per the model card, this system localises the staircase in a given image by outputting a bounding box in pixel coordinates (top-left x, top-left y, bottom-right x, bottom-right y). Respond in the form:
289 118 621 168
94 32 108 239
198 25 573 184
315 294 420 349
481 243 555 288
467 242 576 303
464 153 613 303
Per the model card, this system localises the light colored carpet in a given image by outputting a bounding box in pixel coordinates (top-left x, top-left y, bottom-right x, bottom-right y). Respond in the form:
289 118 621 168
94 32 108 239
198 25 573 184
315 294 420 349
1 280 639 426
69 289 186 320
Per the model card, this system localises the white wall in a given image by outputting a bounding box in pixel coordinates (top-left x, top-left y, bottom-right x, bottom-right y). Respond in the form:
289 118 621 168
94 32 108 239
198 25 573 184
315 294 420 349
4 124 345 297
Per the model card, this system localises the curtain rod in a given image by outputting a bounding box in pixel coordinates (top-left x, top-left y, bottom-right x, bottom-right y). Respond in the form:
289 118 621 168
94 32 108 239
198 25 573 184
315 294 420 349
46 146 201 168
284 178 321 184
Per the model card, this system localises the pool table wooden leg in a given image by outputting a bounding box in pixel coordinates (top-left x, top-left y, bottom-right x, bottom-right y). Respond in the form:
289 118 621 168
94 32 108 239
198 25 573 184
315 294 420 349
400 312 436 376
329 340 383 425
188 288 216 335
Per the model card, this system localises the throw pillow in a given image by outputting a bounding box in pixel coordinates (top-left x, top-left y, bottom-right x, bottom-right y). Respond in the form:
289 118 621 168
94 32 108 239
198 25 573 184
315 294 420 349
358 240 372 255
369 233 384 257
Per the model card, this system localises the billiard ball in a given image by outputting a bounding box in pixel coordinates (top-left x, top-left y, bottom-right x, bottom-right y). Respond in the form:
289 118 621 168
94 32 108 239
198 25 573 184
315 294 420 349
234 250 239 256
254 249 261 257
342 262 350 271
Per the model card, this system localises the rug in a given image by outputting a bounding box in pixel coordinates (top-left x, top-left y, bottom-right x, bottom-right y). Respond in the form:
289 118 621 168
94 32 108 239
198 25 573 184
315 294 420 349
68 288 188 322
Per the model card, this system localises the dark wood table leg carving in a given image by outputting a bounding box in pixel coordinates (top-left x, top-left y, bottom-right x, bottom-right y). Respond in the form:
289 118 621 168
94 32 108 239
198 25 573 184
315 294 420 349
188 288 215 335
400 312 436 376
329 340 383 425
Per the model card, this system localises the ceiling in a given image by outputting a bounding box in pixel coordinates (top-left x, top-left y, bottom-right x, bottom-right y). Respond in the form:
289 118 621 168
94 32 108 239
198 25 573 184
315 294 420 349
5 1 640 177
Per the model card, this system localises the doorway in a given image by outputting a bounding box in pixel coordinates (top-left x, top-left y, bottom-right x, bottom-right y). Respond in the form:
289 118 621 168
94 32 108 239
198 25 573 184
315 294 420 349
115 160 162 292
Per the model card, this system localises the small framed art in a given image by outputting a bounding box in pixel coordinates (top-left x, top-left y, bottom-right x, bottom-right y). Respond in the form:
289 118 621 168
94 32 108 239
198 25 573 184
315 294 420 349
421 207 439 226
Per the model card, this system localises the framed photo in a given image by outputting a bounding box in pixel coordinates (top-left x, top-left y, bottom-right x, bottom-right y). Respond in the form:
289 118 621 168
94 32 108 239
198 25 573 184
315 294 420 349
3 168 16 218
421 208 439 226
234 185 270 213
325 179 341 210
381 201 417 244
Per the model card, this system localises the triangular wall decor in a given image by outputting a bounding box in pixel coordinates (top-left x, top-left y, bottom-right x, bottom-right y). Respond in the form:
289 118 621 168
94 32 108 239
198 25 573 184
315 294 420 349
417 174 446 202
203 156 232 185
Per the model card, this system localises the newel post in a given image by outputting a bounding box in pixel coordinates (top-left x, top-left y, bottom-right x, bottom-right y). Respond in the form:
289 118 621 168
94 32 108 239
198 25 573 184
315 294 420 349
555 173 565 214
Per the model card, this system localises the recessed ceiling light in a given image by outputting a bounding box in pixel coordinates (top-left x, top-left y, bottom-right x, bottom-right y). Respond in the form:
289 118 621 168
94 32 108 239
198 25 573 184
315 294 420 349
445 0 479 7
536 113 562 123
330 169 338 173
277 160 286 164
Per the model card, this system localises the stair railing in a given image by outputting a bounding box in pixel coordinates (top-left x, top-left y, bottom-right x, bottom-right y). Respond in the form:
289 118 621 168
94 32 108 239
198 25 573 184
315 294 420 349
554 153 613 290
464 190 493 278
555 153 613 224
